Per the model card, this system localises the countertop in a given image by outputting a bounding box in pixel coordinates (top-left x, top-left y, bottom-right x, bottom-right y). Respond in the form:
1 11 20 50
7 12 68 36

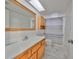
5 36 45 59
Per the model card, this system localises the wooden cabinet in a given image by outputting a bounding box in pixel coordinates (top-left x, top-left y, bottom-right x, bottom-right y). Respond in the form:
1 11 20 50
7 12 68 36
38 46 42 59
38 40 45 59
38 16 46 30
20 50 31 59
14 50 31 59
14 39 46 59
20 53 29 59
32 42 41 54
30 52 37 59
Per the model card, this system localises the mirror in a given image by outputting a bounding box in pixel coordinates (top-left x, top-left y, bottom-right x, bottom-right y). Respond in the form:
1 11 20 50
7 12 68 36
5 0 36 31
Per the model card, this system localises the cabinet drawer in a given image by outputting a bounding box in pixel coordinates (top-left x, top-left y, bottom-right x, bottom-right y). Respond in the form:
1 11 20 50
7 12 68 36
32 42 41 54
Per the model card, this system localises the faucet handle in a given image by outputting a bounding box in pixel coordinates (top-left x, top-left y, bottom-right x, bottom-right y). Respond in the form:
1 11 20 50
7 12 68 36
23 36 28 41
25 36 28 39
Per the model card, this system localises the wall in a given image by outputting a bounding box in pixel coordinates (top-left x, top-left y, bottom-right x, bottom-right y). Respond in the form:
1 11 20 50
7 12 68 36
64 2 73 59
44 13 64 19
65 3 73 43
5 8 10 28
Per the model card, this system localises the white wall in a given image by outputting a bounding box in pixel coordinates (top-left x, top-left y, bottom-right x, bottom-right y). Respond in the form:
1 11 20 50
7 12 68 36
64 3 73 44
5 8 10 28
64 3 73 59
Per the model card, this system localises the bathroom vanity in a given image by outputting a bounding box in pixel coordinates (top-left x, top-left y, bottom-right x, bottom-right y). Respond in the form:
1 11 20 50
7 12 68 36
6 36 46 59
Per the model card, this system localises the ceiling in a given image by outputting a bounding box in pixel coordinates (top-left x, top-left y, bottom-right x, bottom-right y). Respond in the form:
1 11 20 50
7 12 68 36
5 0 72 17
39 0 72 16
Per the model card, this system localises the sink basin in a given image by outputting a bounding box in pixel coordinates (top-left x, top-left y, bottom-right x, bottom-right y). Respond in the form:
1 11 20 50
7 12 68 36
22 36 28 41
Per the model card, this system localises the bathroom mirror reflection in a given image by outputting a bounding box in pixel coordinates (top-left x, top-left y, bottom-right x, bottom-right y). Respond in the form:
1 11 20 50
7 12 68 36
5 0 36 31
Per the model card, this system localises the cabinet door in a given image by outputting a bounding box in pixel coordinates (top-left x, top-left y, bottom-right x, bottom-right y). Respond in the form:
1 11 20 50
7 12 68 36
32 43 41 54
38 16 42 30
15 50 31 59
41 44 45 57
14 53 24 59
38 16 45 30
20 50 31 59
38 40 45 59
20 53 29 59
38 46 44 59
30 52 37 59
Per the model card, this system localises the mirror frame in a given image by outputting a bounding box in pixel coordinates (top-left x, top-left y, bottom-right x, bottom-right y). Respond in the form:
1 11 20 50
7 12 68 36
5 0 36 31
